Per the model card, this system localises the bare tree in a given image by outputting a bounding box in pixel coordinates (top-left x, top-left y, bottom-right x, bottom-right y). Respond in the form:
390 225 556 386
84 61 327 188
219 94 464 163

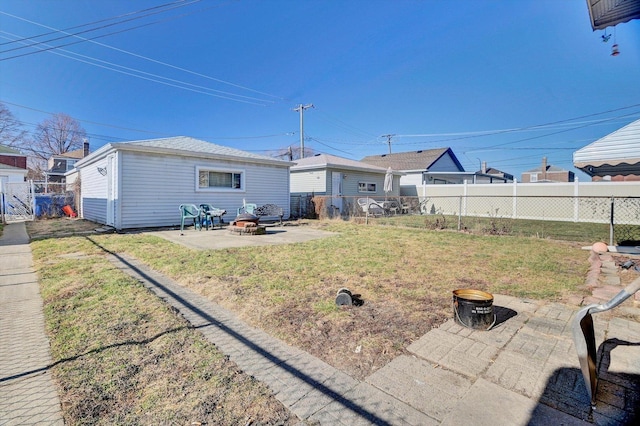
27 113 87 160
0 102 26 147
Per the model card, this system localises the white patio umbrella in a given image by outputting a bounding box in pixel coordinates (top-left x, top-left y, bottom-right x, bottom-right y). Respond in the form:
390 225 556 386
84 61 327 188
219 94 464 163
384 167 393 197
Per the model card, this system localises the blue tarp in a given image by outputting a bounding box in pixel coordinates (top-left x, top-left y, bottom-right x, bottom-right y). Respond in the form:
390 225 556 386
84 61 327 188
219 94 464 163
35 194 74 217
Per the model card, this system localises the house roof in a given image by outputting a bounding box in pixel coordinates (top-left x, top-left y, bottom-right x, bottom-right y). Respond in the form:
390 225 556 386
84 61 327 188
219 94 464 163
57 148 86 159
361 147 463 171
291 153 395 174
477 167 514 180
523 164 569 173
573 118 640 176
0 145 24 155
76 136 292 168
586 0 640 30
0 162 28 173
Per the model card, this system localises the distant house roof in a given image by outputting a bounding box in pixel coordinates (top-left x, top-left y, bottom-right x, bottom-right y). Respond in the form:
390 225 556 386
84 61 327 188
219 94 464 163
478 167 514 181
361 147 463 171
523 164 568 174
586 0 640 30
292 153 393 174
76 136 291 168
573 118 640 176
0 145 23 155
57 148 86 159
0 162 27 171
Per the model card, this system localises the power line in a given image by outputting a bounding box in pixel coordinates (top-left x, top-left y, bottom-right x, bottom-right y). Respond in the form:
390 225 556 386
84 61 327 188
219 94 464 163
0 31 274 105
306 136 354 156
0 5 286 102
392 103 640 143
0 1 201 54
471 110 640 152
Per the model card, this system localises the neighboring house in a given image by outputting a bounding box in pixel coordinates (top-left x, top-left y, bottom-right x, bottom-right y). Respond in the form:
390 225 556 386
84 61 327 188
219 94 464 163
0 145 28 189
474 161 514 183
46 141 90 184
521 157 575 183
573 118 640 182
290 153 401 214
73 136 292 230
362 147 478 195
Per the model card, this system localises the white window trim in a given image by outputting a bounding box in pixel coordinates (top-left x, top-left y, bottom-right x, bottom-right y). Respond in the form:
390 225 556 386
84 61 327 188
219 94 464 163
195 166 246 192
358 181 377 193
530 173 538 182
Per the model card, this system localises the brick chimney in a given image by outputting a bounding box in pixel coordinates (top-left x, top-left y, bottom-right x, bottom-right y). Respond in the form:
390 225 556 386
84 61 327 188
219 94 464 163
83 139 89 157
541 157 547 181
481 161 487 174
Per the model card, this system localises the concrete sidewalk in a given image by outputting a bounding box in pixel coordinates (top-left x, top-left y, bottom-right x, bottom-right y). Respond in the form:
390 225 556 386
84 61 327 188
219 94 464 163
0 222 63 425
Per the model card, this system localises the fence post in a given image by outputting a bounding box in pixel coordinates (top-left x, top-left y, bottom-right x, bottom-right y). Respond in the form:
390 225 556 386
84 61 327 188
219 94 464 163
610 197 614 246
573 179 579 222
512 179 517 219
458 196 462 231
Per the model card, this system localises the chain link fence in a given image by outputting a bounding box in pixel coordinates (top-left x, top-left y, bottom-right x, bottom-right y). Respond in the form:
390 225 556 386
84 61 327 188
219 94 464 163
292 195 640 245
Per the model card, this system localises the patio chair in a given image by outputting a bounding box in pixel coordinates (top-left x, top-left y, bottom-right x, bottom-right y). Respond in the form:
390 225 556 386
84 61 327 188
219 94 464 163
179 204 202 234
357 198 384 216
199 203 227 230
237 203 257 216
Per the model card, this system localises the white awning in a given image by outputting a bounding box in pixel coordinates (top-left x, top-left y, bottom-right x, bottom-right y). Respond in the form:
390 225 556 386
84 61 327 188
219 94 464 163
573 118 640 175
586 0 640 30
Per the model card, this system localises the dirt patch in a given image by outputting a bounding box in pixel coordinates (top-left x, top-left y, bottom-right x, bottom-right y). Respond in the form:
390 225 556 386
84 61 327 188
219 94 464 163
268 295 450 380
26 218 106 240
611 254 640 287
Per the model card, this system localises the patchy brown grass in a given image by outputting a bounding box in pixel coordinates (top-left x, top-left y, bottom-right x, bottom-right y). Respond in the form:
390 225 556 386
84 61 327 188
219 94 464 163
81 220 589 380
31 229 295 425
26 217 103 240
29 218 598 386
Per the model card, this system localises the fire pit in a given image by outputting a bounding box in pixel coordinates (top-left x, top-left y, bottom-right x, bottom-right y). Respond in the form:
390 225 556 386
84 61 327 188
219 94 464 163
229 213 266 235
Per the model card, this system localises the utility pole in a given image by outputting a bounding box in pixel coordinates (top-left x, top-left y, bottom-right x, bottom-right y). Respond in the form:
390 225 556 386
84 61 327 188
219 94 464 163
382 134 395 154
293 104 314 159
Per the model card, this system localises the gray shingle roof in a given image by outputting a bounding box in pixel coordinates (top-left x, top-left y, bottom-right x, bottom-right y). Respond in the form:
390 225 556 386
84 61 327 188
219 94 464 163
118 136 285 162
292 153 389 172
361 148 451 171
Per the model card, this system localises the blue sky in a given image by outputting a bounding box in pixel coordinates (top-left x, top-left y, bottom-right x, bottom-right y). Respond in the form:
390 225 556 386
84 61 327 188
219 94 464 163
1 0 639 180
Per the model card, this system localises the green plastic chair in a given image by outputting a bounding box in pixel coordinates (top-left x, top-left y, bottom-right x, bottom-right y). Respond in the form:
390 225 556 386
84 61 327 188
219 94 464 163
237 203 257 216
179 204 202 234
199 203 227 229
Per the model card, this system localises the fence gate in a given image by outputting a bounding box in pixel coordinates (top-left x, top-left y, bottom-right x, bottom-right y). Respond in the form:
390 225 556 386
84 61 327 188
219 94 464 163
1 181 34 223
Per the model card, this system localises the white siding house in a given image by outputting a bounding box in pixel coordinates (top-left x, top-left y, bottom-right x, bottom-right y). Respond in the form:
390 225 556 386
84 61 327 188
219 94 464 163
290 153 401 214
74 136 292 230
0 145 28 188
